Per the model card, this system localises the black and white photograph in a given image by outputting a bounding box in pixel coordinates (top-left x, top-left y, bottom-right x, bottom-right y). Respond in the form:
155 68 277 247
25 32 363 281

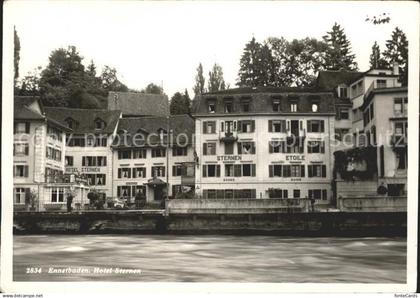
1 0 418 294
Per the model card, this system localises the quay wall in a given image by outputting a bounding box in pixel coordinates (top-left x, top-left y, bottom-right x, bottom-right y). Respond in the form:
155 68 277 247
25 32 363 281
13 210 406 236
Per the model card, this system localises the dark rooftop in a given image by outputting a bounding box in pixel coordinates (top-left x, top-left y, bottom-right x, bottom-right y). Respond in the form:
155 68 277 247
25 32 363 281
14 96 45 120
44 107 121 134
108 91 169 117
316 70 364 91
113 114 194 148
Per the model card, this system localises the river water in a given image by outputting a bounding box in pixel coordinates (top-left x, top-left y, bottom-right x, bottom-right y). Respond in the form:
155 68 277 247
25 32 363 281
14 235 406 283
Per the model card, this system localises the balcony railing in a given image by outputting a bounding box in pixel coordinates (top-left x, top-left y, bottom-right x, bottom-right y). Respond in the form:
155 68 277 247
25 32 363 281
219 131 238 143
391 134 407 149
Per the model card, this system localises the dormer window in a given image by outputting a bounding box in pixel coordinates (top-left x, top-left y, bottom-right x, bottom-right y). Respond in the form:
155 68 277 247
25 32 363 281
208 100 216 113
311 103 319 112
290 103 298 112
94 118 106 130
271 97 281 112
240 98 251 112
65 117 77 129
376 79 387 89
224 99 234 113
338 86 348 99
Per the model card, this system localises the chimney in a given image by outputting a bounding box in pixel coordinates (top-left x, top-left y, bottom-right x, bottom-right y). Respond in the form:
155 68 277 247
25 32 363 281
392 61 399 75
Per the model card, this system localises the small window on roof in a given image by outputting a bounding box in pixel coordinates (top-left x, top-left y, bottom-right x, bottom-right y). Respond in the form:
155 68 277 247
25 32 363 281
240 97 251 112
94 118 106 130
65 117 77 129
207 99 216 113
224 98 234 113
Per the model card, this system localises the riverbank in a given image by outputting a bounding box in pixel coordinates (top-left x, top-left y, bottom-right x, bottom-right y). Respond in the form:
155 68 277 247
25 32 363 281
13 210 407 236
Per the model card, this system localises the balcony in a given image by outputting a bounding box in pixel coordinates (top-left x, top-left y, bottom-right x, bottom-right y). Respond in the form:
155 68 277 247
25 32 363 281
219 131 238 143
391 134 407 150
364 80 400 100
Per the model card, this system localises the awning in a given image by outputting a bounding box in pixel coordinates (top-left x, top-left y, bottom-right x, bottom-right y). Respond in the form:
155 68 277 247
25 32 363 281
144 177 167 186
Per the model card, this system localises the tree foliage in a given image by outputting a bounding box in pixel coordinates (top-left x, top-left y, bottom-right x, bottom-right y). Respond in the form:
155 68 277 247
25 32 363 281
140 83 164 94
170 89 191 115
369 41 387 69
193 63 206 96
207 63 226 92
383 27 408 86
237 37 263 87
100 65 129 92
14 27 20 85
322 23 358 71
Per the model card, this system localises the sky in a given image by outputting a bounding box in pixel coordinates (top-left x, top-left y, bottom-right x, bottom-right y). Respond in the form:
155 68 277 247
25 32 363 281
8 1 418 98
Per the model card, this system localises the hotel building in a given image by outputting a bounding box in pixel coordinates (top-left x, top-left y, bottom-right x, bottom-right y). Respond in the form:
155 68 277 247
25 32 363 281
111 115 195 202
192 87 336 204
13 97 89 211
44 107 122 200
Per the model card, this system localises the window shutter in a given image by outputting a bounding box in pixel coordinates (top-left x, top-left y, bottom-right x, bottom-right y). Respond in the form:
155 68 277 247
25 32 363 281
162 167 165 177
322 165 327 177
82 157 86 166
322 189 327 200
211 121 216 133
202 165 207 177
203 121 207 134
221 122 224 132
308 165 313 177
172 166 176 176
25 122 30 133
117 187 121 197
269 165 273 177
118 168 121 178
251 143 256 154
269 142 273 153
237 121 242 133
216 165 221 177
251 189 256 198
300 165 305 177
321 142 325 153
286 121 290 131
299 121 303 130
104 157 107 166
233 121 237 131
320 120 325 132
234 165 241 177
309 190 313 199
251 164 256 177
281 120 286 132
268 120 272 132
203 143 207 155
237 143 242 155
24 166 28 177
143 168 146 178
251 120 255 132
13 166 16 177
284 190 288 199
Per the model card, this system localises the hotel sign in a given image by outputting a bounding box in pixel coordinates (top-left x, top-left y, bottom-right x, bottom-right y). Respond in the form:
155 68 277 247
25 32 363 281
286 155 305 161
65 167 100 173
217 155 242 161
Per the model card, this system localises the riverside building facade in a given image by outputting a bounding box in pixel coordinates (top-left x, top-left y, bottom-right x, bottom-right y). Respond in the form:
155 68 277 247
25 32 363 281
111 115 196 202
192 87 336 204
44 107 122 200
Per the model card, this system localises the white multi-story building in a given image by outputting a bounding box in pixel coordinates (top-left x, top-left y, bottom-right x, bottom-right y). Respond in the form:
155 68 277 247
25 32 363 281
14 97 89 211
192 87 336 204
111 115 196 202
44 107 122 200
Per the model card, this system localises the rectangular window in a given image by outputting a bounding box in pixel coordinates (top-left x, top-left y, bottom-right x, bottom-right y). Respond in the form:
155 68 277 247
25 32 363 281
376 79 387 88
51 188 64 203
133 149 147 159
307 120 324 133
151 148 166 158
203 142 216 155
224 142 234 155
269 140 286 153
290 165 305 177
65 156 74 166
269 164 283 177
14 187 27 204
118 150 131 159
290 103 297 112
223 121 235 133
293 189 300 198
14 122 30 134
224 101 233 113
208 101 216 113
14 165 28 177
308 164 327 178
268 188 288 199
269 120 286 133
203 121 216 134
172 165 183 176
336 108 349 120
172 147 188 156
272 100 281 112
225 164 234 177
307 141 325 154
151 166 165 177
238 120 254 133
241 101 250 112
14 143 29 156
394 98 408 116
117 186 132 198
133 167 146 178
308 189 328 200
237 142 255 155
339 87 348 99
118 168 132 179
97 156 107 166
202 164 221 177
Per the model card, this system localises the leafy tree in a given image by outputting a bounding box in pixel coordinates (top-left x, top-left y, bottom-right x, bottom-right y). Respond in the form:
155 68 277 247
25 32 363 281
141 83 164 94
237 37 262 87
14 27 20 87
207 63 226 92
365 13 391 25
100 65 129 92
383 27 408 85
193 63 206 96
18 67 42 96
170 89 190 115
369 41 388 69
266 37 291 87
257 43 276 86
323 23 358 71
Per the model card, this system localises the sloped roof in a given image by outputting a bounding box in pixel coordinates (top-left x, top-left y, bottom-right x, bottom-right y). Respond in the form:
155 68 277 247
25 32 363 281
193 88 336 115
316 70 364 91
108 91 169 117
112 114 194 148
14 96 45 120
44 107 121 134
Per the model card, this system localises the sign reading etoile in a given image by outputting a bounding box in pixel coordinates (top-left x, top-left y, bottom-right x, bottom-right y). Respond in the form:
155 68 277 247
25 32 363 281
286 155 305 161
